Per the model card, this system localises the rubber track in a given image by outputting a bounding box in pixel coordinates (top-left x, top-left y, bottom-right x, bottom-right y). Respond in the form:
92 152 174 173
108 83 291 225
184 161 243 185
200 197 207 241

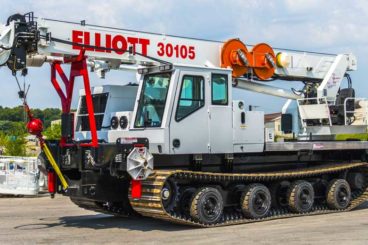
129 162 368 227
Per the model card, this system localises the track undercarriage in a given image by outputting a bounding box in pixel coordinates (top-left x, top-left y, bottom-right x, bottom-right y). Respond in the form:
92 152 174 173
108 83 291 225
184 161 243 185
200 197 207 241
68 162 368 227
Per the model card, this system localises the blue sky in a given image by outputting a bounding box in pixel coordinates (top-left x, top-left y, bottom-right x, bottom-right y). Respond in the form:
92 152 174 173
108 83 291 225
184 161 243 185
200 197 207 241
0 0 367 112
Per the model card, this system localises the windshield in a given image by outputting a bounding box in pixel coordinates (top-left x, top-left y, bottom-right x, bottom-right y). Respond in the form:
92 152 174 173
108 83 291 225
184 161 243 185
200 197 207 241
134 72 171 128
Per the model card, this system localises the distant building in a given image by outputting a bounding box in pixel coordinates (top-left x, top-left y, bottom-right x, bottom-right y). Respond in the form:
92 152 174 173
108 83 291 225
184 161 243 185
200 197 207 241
265 113 293 141
25 135 41 156
265 113 282 133
352 100 368 126
51 119 61 126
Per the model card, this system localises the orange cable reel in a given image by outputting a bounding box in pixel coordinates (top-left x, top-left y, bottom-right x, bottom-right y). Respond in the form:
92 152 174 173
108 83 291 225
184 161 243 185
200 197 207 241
221 39 277 80
221 39 250 78
250 43 276 80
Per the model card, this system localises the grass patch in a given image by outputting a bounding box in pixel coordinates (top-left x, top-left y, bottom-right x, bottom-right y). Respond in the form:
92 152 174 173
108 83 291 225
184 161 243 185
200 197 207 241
335 133 368 141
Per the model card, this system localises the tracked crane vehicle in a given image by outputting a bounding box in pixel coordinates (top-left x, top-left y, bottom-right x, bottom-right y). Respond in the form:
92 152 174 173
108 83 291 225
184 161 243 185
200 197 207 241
0 12 368 226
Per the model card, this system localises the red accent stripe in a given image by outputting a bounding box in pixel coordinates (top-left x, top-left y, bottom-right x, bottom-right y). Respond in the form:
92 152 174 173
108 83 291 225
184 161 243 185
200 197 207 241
131 180 142 199
48 171 56 193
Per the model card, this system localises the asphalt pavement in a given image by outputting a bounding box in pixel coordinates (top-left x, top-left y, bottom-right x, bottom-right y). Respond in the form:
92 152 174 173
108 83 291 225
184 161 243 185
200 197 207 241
0 195 367 244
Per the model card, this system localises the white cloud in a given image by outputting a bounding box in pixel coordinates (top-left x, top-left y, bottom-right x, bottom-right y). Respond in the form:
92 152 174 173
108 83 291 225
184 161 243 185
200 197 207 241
284 0 321 12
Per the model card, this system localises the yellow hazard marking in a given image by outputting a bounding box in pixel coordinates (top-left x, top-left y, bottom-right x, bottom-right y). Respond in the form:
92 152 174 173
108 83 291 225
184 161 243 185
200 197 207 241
43 143 69 190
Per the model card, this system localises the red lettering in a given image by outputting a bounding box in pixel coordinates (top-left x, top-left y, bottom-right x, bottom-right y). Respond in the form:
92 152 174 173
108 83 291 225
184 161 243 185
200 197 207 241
139 39 150 56
174 45 179 58
106 34 112 53
180 45 188 59
72 31 153 57
112 35 127 55
166 43 173 57
72 30 83 50
94 33 104 52
127 37 139 54
157 42 164 56
156 42 195 60
83 32 94 51
188 46 195 60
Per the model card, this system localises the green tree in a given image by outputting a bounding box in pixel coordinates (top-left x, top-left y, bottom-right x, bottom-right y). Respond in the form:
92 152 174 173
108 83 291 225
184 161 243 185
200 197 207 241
4 135 27 156
0 121 27 135
0 106 24 121
0 105 61 128
0 132 7 155
43 108 62 127
43 123 61 140
0 105 61 156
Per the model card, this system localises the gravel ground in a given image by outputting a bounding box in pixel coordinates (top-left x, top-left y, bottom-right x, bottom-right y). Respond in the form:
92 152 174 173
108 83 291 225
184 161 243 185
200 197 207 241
0 195 368 245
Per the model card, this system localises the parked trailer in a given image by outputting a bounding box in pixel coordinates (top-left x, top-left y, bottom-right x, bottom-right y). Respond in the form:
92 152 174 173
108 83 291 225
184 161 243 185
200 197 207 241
0 156 40 196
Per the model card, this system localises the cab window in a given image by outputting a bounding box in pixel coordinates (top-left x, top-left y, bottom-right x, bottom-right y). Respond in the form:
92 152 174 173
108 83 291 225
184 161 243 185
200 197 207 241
134 72 171 127
211 74 228 105
176 75 205 121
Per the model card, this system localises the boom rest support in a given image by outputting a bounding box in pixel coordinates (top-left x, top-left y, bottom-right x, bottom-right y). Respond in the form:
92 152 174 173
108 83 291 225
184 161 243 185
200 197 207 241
51 50 98 148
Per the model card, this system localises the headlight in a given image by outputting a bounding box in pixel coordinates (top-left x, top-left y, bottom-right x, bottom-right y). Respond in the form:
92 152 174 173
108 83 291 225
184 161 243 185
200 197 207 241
111 116 119 129
119 116 128 129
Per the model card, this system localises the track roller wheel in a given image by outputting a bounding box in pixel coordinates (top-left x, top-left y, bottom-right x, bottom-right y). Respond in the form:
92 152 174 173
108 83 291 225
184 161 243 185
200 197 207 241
347 172 365 190
190 187 223 225
270 180 290 208
178 187 196 215
326 179 351 210
241 183 271 219
287 180 314 213
161 179 179 212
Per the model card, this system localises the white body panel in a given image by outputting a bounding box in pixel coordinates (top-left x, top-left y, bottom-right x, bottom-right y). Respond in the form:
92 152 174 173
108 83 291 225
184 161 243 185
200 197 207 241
75 85 138 142
232 102 264 153
265 128 275 143
38 19 355 80
108 129 168 155
298 103 331 121
169 69 211 154
0 18 356 82
166 67 235 154
73 65 268 155
209 105 233 153
234 78 302 100
318 54 351 101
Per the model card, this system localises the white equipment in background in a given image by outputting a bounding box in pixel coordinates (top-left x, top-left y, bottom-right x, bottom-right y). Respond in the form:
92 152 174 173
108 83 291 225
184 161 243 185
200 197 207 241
0 156 40 196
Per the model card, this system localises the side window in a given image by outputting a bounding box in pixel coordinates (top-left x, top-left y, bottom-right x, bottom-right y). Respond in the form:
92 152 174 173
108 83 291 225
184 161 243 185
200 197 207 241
176 75 205 121
211 74 228 105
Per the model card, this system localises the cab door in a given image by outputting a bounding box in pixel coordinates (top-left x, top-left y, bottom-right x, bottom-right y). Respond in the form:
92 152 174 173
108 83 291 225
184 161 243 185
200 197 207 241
169 70 209 154
208 73 233 153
